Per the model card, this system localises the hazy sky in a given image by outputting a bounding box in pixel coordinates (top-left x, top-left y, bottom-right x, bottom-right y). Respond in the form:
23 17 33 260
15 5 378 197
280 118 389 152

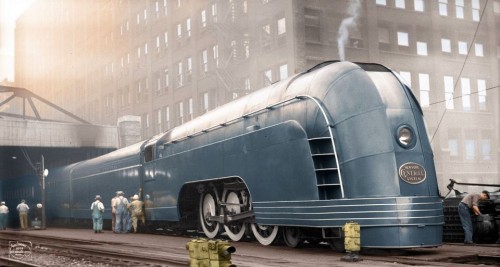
0 0 34 82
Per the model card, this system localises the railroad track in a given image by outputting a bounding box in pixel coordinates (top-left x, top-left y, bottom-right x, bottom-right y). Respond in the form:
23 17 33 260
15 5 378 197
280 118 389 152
0 232 188 266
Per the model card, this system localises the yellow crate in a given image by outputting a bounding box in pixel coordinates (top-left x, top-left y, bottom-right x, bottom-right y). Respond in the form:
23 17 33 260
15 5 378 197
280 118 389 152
186 238 209 260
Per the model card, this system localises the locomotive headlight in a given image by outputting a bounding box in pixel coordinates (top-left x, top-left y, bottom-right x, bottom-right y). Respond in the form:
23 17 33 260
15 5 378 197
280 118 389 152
397 126 415 148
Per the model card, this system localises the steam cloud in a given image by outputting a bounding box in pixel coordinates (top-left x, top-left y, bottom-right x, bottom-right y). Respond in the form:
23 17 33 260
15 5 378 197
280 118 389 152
337 0 362 61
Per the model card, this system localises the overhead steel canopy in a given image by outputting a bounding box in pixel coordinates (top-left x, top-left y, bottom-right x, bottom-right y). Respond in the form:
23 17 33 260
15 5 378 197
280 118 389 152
0 85 89 124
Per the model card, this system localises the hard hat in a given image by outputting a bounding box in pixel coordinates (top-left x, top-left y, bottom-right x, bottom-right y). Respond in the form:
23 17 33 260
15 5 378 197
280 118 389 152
37 203 43 208
95 195 101 200
133 194 139 200
0 201 5 205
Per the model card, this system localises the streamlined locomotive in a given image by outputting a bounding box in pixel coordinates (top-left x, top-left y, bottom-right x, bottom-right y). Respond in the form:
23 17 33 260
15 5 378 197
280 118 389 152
46 61 444 248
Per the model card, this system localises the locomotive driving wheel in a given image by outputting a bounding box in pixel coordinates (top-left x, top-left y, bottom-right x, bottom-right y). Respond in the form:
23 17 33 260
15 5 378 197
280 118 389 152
282 227 304 248
199 190 220 238
251 223 279 246
222 190 248 241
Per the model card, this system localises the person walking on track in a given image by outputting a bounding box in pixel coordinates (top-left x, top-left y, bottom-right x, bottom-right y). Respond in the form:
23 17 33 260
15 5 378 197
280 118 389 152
128 194 145 233
91 195 105 233
16 200 29 230
113 191 129 233
0 202 9 230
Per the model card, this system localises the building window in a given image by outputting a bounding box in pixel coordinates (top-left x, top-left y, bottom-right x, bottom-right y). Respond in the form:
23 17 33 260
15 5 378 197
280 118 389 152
441 38 451 53
399 71 411 87
414 0 424 11
164 106 171 130
203 92 209 113
378 27 390 50
188 98 193 120
155 0 160 18
456 0 464 19
495 0 500 14
472 0 480 21
448 139 459 157
376 0 387 5
474 43 484 57
418 73 430 107
186 18 191 37
244 77 251 90
178 101 184 124
439 0 448 16
416 41 427 56
481 139 491 160
186 57 192 82
458 41 467 55
201 10 207 28
202 49 208 72
231 40 237 60
164 68 169 89
277 17 286 35
262 24 271 49
279 64 288 80
305 8 320 43
461 77 471 111
465 140 475 160
156 108 162 133
264 69 272 86
244 39 250 58
395 0 405 9
212 3 218 23
477 79 486 110
444 76 454 109
177 62 183 87
213 45 219 67
177 23 182 39
397 32 409 46
156 35 160 52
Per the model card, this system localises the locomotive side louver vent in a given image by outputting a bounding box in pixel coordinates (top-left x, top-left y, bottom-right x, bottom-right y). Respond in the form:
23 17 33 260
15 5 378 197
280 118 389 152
308 136 343 199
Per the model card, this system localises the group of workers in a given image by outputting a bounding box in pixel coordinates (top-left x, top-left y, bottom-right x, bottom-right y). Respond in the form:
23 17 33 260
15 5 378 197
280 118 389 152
91 189 145 234
0 199 34 230
0 190 146 234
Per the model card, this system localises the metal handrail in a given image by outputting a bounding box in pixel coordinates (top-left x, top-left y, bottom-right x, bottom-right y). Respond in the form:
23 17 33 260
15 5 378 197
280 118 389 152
163 94 344 198
297 95 344 198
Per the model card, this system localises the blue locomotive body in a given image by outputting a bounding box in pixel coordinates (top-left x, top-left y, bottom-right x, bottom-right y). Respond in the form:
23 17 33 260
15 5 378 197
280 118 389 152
46 61 443 248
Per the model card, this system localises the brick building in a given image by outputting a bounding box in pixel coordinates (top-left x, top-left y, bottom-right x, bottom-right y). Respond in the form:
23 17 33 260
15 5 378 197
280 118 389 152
14 0 500 191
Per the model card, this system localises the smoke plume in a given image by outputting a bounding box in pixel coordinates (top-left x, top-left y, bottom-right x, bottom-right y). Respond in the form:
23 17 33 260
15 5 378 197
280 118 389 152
337 0 362 61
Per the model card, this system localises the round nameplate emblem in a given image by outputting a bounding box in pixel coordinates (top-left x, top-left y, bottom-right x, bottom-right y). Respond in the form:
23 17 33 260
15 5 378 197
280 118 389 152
399 162 426 184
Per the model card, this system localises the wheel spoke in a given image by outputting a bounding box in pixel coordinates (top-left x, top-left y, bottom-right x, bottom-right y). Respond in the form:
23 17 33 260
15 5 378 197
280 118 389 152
222 191 247 241
199 191 219 238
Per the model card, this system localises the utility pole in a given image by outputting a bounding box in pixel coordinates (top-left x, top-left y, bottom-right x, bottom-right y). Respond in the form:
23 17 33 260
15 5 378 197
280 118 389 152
40 155 48 230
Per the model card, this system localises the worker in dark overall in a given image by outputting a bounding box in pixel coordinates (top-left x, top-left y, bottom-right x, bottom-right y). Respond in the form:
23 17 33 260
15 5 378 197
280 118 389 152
90 195 105 233
458 190 489 244
114 191 129 233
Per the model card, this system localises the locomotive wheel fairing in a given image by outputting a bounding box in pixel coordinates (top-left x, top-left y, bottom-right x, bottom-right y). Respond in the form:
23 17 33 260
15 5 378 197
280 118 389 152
199 190 220 238
222 190 248 241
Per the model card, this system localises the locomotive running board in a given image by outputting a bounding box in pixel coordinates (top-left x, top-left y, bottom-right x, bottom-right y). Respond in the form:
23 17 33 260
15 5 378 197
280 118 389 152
208 210 255 224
